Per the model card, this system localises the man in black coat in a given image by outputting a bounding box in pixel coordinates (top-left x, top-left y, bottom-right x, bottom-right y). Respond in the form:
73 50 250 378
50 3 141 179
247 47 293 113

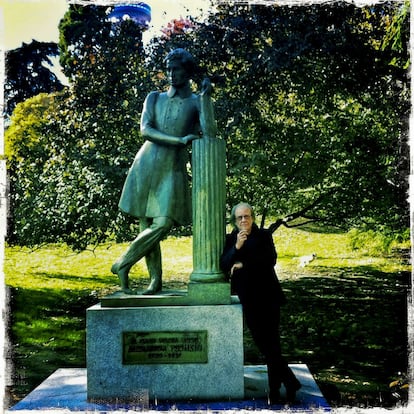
220 202 301 404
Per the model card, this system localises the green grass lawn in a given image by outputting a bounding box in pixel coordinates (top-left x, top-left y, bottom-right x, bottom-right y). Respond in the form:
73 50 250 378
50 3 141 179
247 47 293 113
3 226 410 408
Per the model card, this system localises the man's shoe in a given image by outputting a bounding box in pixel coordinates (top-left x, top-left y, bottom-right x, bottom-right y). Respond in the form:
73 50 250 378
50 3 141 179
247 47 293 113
268 390 282 405
285 382 301 404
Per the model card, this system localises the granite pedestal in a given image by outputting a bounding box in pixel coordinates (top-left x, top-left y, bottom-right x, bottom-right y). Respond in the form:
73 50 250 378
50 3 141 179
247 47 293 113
86 299 244 402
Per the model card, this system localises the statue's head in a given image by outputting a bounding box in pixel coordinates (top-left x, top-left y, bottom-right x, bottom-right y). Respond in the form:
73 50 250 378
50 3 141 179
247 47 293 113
164 48 197 78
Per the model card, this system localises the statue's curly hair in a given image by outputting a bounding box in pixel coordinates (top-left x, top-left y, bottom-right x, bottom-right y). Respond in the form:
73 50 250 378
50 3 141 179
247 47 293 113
164 48 198 76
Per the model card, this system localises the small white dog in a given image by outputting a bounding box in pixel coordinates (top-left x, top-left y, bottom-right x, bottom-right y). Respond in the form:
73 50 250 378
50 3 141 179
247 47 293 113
299 253 317 267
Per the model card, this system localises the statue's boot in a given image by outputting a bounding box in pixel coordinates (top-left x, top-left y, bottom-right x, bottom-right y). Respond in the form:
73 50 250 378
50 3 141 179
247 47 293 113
110 263 133 293
142 277 162 295
111 217 173 294
142 244 162 295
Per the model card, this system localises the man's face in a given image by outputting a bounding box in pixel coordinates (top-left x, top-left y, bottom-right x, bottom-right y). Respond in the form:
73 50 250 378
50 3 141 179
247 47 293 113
235 206 253 234
166 60 190 88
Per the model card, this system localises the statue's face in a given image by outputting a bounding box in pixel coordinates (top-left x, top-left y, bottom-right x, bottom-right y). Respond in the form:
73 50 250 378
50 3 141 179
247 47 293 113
166 59 190 88
234 206 253 234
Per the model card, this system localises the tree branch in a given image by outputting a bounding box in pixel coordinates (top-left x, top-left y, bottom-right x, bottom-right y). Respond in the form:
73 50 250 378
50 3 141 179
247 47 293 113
264 194 327 234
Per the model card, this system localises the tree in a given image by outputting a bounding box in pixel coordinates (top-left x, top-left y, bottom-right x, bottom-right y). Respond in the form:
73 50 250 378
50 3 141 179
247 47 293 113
160 16 197 40
5 93 62 245
6 1 409 248
4 40 64 117
6 4 154 249
147 0 409 234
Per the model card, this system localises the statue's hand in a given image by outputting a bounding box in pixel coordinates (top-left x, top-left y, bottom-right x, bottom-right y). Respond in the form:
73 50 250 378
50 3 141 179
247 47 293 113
181 134 200 145
200 78 213 96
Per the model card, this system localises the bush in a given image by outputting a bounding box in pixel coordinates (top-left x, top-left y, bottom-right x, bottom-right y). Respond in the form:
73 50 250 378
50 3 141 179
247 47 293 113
348 227 409 256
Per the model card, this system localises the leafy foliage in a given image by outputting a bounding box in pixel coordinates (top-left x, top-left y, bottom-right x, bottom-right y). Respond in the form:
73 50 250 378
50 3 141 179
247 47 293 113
5 1 410 248
147 1 409 232
4 40 64 117
7 4 154 249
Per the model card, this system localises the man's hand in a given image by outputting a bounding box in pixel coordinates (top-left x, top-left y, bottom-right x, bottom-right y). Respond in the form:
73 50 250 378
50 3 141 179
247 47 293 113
235 230 248 250
231 262 243 276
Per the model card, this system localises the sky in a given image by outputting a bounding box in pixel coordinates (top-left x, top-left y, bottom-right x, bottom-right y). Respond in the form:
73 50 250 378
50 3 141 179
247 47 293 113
0 0 213 51
0 1 377 51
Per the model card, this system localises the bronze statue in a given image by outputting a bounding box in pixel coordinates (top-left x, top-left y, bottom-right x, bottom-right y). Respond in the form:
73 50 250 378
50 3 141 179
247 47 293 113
111 49 213 294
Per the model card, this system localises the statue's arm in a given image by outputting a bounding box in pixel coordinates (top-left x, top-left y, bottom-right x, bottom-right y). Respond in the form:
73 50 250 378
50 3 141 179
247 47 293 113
198 78 217 139
140 92 198 146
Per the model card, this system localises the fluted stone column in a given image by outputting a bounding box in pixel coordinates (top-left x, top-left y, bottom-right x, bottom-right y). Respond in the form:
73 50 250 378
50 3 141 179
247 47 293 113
190 85 226 284
190 136 226 283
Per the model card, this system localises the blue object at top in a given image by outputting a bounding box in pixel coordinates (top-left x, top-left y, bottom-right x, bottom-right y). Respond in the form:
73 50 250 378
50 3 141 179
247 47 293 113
108 3 151 27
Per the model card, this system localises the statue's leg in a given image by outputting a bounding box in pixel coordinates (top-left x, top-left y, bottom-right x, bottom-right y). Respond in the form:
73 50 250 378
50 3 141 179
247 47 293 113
143 242 162 295
111 217 172 293
111 218 149 292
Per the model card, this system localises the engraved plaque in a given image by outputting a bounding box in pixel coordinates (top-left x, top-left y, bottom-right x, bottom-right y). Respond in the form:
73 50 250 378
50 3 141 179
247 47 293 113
123 331 208 364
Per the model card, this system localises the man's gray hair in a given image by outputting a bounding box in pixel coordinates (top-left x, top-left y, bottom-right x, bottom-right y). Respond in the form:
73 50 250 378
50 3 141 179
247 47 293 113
230 202 255 228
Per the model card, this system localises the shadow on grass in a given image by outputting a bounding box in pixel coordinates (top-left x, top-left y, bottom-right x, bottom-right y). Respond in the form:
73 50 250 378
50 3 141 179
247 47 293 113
5 265 410 409
5 285 100 407
276 266 410 407
31 271 117 286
